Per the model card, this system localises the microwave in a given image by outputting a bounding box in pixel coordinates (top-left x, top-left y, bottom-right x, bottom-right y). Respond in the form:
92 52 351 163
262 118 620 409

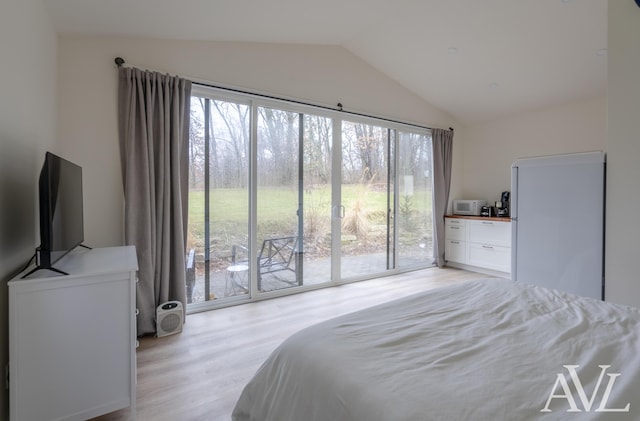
452 199 487 216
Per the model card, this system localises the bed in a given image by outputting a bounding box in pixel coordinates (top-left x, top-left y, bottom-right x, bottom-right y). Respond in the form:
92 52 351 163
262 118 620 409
232 278 640 420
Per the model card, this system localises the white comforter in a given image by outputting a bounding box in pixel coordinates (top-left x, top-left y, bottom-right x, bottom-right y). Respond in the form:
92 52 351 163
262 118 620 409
232 279 640 420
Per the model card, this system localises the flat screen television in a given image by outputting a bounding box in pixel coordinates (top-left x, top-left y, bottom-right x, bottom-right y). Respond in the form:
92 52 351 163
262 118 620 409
26 152 85 276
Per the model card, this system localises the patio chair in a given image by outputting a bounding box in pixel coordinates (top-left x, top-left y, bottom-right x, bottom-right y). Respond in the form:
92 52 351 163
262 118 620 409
229 235 300 291
257 236 299 290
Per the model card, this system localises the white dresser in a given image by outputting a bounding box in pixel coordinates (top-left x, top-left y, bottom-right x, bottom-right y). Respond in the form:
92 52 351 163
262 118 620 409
445 216 511 276
8 246 138 421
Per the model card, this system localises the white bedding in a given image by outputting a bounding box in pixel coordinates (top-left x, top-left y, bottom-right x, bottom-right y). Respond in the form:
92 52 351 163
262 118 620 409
232 279 640 420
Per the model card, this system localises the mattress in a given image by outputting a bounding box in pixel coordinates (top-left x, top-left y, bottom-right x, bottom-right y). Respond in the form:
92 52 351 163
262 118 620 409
232 278 640 420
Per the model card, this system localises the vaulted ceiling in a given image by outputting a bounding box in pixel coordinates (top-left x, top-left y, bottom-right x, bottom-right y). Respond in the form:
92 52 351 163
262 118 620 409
42 0 607 126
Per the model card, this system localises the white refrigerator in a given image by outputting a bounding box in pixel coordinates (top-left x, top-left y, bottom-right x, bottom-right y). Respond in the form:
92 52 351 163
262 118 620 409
510 151 605 300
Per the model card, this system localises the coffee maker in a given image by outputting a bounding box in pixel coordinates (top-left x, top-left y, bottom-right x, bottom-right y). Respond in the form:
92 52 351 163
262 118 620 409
495 191 510 217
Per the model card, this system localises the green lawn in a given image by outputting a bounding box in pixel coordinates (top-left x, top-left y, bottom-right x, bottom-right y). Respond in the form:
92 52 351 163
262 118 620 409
189 185 431 221
187 185 432 257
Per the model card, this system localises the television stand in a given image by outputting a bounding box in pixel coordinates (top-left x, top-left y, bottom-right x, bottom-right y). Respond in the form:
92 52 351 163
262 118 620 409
8 246 139 420
21 244 94 278
21 264 68 278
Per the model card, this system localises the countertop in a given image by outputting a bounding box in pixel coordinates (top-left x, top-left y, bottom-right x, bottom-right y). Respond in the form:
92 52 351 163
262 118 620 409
445 215 512 222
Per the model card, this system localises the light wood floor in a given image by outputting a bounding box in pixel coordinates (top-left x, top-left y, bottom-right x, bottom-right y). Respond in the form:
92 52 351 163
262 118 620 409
94 267 485 421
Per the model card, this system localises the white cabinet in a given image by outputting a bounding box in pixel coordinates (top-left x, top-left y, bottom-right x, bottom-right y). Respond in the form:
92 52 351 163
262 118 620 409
445 217 466 241
467 242 511 272
467 220 511 247
8 246 138 421
445 218 466 263
445 238 467 264
445 217 511 275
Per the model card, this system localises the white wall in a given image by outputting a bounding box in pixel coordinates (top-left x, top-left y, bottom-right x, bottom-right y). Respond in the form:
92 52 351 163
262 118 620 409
0 0 58 417
605 0 640 307
459 97 606 204
57 35 457 247
460 0 640 309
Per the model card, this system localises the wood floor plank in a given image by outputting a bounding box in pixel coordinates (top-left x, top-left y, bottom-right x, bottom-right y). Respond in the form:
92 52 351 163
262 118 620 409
93 267 486 421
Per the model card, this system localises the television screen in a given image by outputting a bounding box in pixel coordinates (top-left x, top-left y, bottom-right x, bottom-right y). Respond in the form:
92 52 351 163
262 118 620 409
38 152 84 269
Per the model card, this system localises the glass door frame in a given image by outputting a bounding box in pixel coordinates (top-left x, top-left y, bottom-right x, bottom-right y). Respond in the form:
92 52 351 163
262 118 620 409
334 116 393 282
187 86 253 313
187 86 435 314
251 98 337 299
332 116 434 284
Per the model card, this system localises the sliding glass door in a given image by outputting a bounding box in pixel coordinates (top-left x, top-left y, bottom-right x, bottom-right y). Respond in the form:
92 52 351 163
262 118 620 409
301 114 333 287
340 120 391 279
396 130 434 268
338 122 434 279
255 105 334 293
187 85 434 311
187 93 250 304
255 106 301 292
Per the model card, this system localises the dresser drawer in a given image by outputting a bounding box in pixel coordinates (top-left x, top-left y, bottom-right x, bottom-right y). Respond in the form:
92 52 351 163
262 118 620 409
467 243 511 272
468 220 511 247
445 239 466 263
445 218 466 241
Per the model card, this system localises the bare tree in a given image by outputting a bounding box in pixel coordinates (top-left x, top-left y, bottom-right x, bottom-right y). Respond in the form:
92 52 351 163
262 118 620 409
304 115 332 185
257 107 298 186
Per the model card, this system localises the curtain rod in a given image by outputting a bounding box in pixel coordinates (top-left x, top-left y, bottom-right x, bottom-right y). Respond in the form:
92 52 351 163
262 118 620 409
113 57 453 133
195 80 455 133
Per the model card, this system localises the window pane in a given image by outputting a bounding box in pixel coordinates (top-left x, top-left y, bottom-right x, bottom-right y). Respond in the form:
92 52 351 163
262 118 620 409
187 97 250 303
256 107 300 292
397 130 434 267
302 114 332 286
341 121 390 278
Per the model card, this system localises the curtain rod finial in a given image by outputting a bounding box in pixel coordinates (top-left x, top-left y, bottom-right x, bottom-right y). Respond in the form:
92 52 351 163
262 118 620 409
449 127 454 132
115 57 125 67
337 102 343 111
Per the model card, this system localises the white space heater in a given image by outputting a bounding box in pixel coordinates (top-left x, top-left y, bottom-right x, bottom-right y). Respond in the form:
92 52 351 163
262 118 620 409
156 301 183 337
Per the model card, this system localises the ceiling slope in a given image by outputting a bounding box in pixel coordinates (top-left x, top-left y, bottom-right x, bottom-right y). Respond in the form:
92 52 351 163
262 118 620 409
42 0 607 125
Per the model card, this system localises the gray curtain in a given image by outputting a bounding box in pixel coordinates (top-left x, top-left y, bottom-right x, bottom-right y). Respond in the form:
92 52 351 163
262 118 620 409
432 128 454 268
118 67 192 335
